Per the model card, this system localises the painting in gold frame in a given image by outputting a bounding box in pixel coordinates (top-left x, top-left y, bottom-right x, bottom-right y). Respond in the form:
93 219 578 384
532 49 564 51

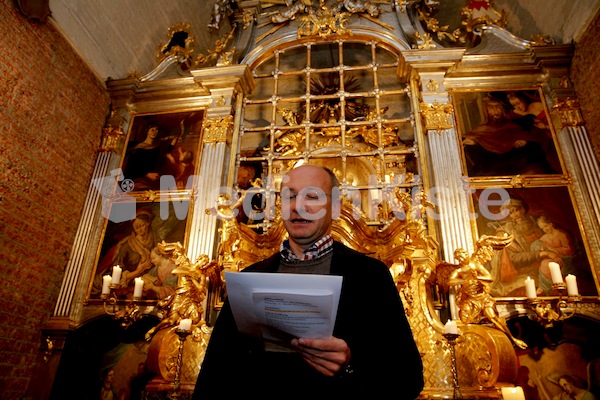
471 187 597 298
453 89 562 178
121 110 203 192
87 200 190 302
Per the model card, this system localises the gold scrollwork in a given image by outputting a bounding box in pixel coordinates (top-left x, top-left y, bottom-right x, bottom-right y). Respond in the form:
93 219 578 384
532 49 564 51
414 32 435 50
552 97 584 127
99 125 125 153
195 25 237 67
419 100 454 133
202 115 234 144
256 1 392 41
298 5 350 38
414 0 506 45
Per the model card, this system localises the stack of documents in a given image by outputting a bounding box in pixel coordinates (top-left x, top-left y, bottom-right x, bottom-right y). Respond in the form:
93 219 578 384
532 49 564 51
224 272 343 351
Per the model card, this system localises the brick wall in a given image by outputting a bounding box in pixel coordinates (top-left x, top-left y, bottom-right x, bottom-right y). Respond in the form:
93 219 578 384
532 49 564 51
0 1 110 398
571 8 600 161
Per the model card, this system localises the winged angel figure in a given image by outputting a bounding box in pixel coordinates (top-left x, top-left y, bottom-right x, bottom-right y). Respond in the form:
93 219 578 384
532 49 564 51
145 241 221 341
436 234 528 349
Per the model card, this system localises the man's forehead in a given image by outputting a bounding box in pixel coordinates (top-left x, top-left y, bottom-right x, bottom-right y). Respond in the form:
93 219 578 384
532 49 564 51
282 185 327 193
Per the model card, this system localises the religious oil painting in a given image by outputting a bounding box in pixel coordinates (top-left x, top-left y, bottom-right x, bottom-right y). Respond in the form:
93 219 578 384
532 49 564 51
121 110 204 192
88 200 189 302
49 316 156 399
471 187 597 298
453 90 562 178
509 316 600 400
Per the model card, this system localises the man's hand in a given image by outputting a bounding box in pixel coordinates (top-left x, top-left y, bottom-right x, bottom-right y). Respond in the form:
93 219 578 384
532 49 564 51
290 336 351 377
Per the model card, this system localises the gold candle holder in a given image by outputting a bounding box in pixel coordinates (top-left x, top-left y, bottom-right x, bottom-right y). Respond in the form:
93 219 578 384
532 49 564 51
442 333 462 399
526 282 581 328
170 329 191 399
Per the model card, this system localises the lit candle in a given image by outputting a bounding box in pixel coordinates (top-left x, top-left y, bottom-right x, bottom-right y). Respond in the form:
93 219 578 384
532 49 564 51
178 318 192 331
565 274 579 296
548 262 563 284
102 275 112 295
444 319 458 335
111 265 122 286
133 277 144 298
524 276 537 299
501 386 525 400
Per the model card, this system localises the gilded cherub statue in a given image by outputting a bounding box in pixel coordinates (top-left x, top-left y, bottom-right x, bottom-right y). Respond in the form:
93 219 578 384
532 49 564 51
440 234 528 349
145 241 220 341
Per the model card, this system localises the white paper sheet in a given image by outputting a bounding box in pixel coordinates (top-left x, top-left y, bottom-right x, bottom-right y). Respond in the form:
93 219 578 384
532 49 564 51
224 272 343 348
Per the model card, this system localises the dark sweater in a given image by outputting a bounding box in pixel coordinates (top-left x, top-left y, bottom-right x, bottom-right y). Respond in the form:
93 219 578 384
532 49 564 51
193 241 424 400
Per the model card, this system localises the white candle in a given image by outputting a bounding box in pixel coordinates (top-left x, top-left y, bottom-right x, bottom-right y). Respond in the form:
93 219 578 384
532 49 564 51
501 386 525 400
111 265 122 285
444 319 458 335
102 275 112 295
178 318 192 331
449 289 458 321
565 274 579 296
548 262 563 283
133 277 144 298
524 276 537 299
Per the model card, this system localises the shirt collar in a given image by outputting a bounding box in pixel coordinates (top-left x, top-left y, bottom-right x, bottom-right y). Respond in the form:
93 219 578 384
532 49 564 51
280 234 334 261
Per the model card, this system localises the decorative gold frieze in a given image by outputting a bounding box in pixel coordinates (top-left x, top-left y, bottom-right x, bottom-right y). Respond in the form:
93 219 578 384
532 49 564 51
255 0 391 41
553 97 584 127
419 100 454 133
202 115 234 144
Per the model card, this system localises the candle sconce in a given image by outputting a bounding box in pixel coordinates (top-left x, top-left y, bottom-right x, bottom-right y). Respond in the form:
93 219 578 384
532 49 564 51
101 267 146 328
101 285 144 329
526 283 581 328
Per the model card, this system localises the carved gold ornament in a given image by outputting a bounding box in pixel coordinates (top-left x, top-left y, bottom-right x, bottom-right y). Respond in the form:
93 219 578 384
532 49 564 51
419 100 454 133
99 125 125 153
297 4 351 37
552 97 584 127
256 0 391 41
203 115 234 144
195 25 237 67
413 0 506 45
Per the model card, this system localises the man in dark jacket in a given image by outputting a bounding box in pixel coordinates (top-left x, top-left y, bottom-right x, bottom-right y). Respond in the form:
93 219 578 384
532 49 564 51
193 164 424 399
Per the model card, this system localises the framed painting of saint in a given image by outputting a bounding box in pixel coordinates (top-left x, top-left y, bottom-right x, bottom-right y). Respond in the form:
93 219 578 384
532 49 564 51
87 200 190 302
121 110 204 192
471 186 597 298
453 89 562 178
